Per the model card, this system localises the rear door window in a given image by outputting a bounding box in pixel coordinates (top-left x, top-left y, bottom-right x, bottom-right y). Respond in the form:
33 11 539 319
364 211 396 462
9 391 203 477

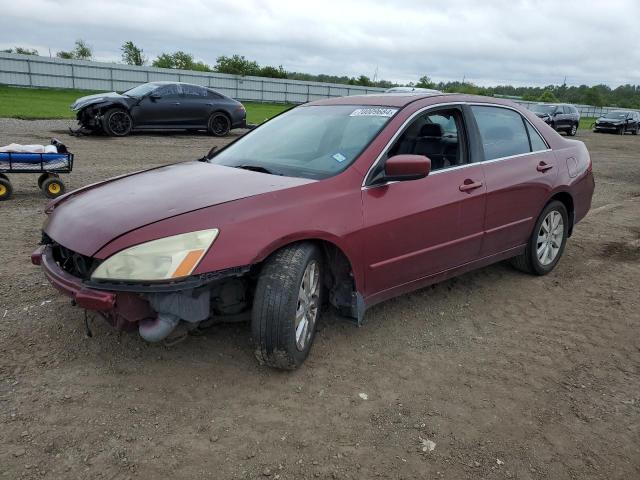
182 84 207 97
470 106 531 161
155 84 180 97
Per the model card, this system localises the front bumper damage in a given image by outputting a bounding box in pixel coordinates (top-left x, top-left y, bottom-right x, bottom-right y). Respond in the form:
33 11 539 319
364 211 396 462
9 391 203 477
31 245 250 340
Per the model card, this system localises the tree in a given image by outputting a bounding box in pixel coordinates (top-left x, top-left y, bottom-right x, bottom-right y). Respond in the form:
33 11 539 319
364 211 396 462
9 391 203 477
72 39 92 60
355 75 372 86
259 65 287 79
3 47 38 55
215 55 261 76
152 53 175 69
56 50 74 59
56 39 92 60
538 90 559 103
152 51 212 71
583 87 604 107
416 75 435 89
121 41 146 66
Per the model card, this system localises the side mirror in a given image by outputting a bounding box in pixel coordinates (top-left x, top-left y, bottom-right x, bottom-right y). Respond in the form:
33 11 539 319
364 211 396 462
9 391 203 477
383 154 431 182
149 93 161 101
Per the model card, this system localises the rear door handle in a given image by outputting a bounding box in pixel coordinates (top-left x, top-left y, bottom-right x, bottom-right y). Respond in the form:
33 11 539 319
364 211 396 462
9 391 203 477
459 180 483 192
537 162 553 172
173 102 181 105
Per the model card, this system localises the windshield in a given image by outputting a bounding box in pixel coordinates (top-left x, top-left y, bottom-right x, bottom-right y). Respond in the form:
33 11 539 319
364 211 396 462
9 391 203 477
530 104 557 114
211 105 397 179
122 83 159 98
603 111 628 119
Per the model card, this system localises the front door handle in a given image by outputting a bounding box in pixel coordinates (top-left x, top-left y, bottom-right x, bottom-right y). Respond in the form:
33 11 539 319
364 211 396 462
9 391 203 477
537 162 553 172
459 180 483 192
173 102 181 105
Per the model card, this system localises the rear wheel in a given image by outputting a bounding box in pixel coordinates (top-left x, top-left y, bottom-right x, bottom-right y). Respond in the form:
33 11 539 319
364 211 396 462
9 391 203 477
252 243 323 369
103 108 133 136
41 177 66 199
511 200 568 275
0 177 13 201
207 113 231 137
37 173 58 189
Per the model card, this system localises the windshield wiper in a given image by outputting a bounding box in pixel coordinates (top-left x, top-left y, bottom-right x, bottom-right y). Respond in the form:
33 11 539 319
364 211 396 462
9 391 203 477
235 165 283 176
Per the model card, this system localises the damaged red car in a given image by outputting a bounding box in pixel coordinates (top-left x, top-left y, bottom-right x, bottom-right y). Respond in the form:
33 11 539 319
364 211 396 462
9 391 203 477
32 93 595 369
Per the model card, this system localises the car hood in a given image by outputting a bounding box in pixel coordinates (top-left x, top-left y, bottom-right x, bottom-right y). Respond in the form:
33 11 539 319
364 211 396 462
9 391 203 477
71 92 128 111
44 162 315 256
597 117 622 123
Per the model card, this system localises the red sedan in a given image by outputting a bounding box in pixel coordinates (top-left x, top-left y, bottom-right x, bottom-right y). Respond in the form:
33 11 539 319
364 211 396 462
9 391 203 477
32 93 595 369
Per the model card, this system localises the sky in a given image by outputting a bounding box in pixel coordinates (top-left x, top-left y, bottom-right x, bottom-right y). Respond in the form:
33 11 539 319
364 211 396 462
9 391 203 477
1 0 639 88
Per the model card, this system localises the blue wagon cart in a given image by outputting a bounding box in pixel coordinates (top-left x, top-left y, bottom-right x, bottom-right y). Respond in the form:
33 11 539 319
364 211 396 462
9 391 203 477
0 139 73 201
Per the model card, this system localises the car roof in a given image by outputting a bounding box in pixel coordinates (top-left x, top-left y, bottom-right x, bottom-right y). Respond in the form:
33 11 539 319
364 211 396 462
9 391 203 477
306 92 526 109
307 92 453 107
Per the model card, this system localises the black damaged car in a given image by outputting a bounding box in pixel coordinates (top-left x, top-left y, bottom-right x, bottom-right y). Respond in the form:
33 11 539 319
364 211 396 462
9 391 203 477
593 110 640 135
72 82 247 137
529 103 580 136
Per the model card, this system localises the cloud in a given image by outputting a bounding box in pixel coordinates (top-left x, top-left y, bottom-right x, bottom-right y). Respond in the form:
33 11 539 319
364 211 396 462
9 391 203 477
1 0 639 86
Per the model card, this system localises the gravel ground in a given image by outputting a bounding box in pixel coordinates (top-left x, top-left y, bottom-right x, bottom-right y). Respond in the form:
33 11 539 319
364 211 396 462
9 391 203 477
0 119 639 480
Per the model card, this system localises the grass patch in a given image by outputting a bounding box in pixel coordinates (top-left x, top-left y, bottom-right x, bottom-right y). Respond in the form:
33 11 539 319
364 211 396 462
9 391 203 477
579 117 596 130
0 85 293 124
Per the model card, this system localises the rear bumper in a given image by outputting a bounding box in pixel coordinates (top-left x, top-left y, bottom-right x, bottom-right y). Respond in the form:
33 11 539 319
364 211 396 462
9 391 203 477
32 245 116 311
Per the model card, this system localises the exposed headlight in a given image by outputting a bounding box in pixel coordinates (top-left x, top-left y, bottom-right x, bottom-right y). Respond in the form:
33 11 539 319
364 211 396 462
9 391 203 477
91 229 219 281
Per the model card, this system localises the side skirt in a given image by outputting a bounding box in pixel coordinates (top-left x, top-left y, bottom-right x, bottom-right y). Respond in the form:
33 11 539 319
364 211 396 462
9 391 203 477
362 245 525 312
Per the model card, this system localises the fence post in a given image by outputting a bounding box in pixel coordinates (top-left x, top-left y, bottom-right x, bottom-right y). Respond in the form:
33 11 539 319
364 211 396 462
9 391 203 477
110 67 114 91
71 64 75 89
26 58 32 86
261 80 264 103
307 84 310 103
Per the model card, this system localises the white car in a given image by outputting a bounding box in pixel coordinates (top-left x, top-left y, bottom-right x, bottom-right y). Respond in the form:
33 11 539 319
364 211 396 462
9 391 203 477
385 86 442 94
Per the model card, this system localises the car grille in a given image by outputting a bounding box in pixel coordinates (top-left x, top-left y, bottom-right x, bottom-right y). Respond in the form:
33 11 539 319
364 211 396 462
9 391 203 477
42 232 99 280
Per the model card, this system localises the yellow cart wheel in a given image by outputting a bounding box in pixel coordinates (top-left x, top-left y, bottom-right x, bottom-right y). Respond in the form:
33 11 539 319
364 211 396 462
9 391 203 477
42 177 66 199
0 177 13 201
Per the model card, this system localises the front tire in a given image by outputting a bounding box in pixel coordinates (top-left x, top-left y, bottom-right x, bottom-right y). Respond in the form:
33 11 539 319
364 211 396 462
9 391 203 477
633 125 639 135
568 123 578 136
511 200 568 275
252 243 323 369
102 108 133 136
207 113 231 137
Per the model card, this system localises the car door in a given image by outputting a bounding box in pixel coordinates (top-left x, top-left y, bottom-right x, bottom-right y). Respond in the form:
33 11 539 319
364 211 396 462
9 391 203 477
132 84 183 127
180 84 211 127
470 105 558 257
361 105 486 297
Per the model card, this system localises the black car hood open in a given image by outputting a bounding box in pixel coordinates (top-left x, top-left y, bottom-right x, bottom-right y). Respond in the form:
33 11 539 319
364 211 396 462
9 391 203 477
71 92 129 111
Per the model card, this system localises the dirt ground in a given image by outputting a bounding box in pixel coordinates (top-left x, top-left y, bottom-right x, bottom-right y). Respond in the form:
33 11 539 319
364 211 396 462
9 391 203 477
0 119 638 480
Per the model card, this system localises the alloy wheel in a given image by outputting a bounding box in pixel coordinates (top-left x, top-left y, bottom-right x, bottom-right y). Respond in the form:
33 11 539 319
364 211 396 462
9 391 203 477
536 211 564 266
109 111 132 135
209 114 231 136
295 260 320 351
570 124 577 135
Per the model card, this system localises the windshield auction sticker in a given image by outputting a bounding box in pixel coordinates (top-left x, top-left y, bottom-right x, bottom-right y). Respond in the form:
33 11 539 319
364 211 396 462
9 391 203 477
349 108 397 117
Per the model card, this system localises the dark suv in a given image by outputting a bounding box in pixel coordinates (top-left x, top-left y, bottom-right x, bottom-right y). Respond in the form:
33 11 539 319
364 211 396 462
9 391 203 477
529 103 580 136
594 111 640 135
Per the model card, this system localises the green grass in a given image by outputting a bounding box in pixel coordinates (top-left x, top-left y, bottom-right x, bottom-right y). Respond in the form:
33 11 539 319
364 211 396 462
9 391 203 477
579 117 596 130
0 85 292 124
